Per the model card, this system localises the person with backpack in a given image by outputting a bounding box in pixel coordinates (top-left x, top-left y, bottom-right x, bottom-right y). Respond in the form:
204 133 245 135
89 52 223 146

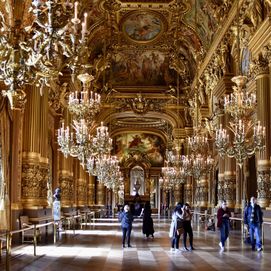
169 203 184 252
119 204 134 248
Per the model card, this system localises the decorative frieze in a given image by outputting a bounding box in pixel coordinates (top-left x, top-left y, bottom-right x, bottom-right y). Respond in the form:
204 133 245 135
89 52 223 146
59 175 74 207
21 162 48 207
257 160 271 207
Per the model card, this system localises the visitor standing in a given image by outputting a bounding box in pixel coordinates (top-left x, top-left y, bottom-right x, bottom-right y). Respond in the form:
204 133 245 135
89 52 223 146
244 196 263 251
169 203 183 252
140 201 154 238
217 200 231 252
182 203 194 251
119 204 134 248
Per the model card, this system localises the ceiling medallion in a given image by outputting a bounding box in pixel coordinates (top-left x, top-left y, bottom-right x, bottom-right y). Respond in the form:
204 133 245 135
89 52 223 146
121 10 166 44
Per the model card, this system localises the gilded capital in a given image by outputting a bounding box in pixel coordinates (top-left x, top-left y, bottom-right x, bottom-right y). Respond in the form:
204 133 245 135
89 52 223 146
250 55 269 77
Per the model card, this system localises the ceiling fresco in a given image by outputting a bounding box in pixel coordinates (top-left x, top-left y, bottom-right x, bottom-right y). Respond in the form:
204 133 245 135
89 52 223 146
111 50 176 86
121 10 166 43
114 132 165 167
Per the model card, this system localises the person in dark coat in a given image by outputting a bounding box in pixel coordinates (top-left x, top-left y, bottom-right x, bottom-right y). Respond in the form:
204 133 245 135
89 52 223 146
182 203 194 251
119 204 134 248
140 201 154 238
217 200 231 252
244 196 263 251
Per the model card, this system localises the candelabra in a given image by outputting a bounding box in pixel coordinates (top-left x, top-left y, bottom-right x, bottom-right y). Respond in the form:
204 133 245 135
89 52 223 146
224 76 256 119
57 118 91 165
21 1 90 86
159 157 186 191
57 122 73 158
216 119 265 167
187 132 208 154
68 73 101 122
92 122 113 156
215 75 265 167
0 14 30 108
1 1 91 108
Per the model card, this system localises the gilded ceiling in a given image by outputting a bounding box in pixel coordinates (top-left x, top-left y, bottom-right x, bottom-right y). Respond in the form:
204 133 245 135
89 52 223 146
0 0 254 143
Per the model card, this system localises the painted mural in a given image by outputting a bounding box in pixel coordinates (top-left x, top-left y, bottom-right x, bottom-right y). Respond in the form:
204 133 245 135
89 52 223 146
111 51 176 86
114 133 165 166
122 12 163 42
183 0 220 47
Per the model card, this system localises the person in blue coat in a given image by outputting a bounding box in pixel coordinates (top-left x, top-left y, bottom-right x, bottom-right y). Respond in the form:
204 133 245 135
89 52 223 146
244 197 263 251
119 204 134 248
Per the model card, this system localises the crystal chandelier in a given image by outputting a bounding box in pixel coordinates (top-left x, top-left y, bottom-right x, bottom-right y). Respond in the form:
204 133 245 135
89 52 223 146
57 118 91 165
215 76 265 167
92 122 113 156
224 76 256 119
187 132 208 154
57 122 72 158
68 73 101 122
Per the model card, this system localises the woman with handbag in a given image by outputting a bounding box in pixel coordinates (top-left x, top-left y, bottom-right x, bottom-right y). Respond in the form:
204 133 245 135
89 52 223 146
169 203 183 252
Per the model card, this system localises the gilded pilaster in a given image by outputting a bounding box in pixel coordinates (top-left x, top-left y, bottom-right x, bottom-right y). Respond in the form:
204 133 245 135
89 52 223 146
59 158 74 207
174 185 181 205
11 109 24 210
88 175 95 206
97 182 105 205
254 57 270 207
184 176 192 205
218 158 225 204
58 109 74 207
77 165 87 207
21 86 48 208
124 169 129 197
197 176 208 207
223 116 236 208
249 17 271 208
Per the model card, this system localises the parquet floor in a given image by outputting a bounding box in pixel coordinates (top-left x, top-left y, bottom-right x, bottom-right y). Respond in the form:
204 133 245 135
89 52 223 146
1 216 271 271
